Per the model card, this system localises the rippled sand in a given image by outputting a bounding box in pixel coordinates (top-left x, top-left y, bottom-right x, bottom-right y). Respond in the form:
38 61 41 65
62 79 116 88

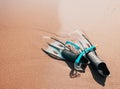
0 0 120 89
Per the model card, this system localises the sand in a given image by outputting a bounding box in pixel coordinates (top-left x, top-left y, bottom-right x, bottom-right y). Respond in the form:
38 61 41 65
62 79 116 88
0 0 120 89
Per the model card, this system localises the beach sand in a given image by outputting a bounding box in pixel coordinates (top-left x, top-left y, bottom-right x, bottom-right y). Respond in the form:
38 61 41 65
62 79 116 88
0 0 120 89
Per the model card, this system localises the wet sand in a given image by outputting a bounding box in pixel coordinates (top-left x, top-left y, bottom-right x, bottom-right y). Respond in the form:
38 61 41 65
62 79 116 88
0 0 120 89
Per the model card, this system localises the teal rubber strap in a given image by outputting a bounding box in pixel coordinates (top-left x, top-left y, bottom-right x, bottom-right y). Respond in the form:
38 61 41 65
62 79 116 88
65 41 80 50
75 45 96 64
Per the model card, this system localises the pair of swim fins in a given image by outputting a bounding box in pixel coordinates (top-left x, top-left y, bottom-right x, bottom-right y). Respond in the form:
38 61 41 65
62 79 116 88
42 34 110 77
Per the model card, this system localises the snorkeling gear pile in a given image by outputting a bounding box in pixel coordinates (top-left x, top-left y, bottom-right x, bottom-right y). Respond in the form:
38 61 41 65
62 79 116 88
42 33 110 77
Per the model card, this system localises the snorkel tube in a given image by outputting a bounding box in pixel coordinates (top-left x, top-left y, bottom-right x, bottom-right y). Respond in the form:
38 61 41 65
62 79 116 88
66 40 110 77
74 44 110 77
87 52 110 77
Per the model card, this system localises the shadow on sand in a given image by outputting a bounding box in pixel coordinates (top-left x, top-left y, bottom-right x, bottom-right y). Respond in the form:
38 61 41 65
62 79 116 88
51 58 107 86
42 49 107 86
65 61 81 78
66 60 107 86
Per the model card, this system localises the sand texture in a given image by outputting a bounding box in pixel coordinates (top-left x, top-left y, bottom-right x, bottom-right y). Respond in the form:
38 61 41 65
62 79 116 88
0 0 120 89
